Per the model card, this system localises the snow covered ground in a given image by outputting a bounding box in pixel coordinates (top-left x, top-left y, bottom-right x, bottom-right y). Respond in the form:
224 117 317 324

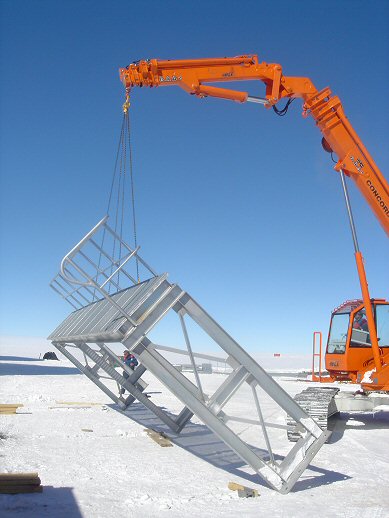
1 357 389 518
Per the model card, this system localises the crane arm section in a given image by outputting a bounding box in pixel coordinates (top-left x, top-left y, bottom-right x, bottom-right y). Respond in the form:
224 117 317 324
120 55 389 236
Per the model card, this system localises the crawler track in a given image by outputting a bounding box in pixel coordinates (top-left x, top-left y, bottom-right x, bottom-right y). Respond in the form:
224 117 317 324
287 387 340 442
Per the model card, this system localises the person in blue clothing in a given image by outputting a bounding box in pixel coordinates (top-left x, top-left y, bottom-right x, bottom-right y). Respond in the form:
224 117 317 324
120 349 138 395
123 350 138 370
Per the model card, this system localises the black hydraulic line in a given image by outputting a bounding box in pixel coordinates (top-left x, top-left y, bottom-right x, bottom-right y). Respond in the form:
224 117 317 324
272 98 295 116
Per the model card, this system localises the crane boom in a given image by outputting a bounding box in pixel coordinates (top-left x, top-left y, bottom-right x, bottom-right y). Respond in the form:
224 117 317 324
120 54 389 236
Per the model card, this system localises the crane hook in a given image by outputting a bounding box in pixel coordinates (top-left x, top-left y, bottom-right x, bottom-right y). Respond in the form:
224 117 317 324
122 88 131 113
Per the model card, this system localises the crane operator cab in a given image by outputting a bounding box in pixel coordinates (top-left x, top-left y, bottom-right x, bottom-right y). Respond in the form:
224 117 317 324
325 299 389 382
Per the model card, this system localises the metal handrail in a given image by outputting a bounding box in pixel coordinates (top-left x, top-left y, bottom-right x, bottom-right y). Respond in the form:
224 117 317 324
51 216 163 322
100 246 140 288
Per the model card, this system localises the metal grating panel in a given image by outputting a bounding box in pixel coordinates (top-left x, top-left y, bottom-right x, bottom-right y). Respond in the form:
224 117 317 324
48 275 170 342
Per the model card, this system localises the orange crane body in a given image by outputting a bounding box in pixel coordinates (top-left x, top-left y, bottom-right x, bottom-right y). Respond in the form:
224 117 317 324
320 298 389 389
120 54 389 391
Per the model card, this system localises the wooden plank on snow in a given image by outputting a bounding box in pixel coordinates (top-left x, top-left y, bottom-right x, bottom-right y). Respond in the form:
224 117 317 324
144 428 173 447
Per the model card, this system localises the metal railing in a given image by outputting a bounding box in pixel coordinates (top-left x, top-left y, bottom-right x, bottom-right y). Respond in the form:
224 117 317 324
50 216 158 312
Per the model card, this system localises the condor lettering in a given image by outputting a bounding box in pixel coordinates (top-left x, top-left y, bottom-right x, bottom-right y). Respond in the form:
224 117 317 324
367 180 389 216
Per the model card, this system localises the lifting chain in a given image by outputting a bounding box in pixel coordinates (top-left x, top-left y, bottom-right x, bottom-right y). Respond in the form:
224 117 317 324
98 91 140 291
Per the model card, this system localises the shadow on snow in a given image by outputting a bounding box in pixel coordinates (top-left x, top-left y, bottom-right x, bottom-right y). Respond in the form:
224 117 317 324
328 411 389 443
0 486 83 518
110 402 351 493
0 356 42 362
0 361 80 376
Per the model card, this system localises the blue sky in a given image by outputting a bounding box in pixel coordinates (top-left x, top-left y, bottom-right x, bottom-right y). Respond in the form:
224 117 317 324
0 0 388 356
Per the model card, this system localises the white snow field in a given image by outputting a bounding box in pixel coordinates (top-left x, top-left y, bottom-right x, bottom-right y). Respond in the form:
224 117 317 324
1 357 389 518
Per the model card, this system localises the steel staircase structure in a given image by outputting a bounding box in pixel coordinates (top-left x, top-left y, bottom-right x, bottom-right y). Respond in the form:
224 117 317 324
48 216 330 493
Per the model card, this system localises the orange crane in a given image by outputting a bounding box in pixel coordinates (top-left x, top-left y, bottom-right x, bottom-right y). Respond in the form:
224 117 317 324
119 54 389 393
313 298 389 386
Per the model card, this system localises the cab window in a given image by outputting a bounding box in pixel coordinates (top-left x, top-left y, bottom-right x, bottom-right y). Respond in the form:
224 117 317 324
327 313 349 354
376 304 389 348
350 308 370 348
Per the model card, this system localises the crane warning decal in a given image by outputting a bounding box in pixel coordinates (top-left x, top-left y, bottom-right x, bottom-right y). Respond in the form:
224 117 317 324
159 75 182 83
349 155 365 173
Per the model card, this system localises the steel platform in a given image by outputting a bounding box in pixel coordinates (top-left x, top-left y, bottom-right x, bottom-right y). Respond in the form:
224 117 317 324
48 216 330 494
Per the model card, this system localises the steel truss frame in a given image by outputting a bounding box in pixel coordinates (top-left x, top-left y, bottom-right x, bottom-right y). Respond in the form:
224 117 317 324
49 217 330 493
